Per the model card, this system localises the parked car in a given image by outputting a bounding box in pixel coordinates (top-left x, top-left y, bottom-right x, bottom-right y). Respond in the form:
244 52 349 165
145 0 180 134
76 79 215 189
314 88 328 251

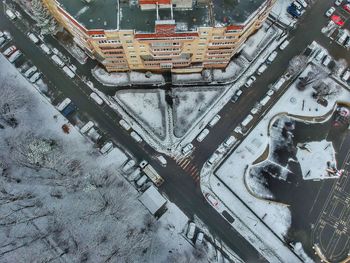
335 0 343 6
8 50 22 63
90 92 104 105
292 1 303 10
24 66 37 78
341 70 350 82
266 51 278 64
209 115 221 127
3 45 16 57
297 0 307 8
287 5 302 18
156 155 167 166
27 32 40 44
205 193 219 207
0 37 5 46
130 131 143 143
322 55 332 67
29 72 41 83
325 7 336 17
343 4 350 13
279 40 290 50
119 119 131 131
182 143 194 155
196 128 209 142
231 89 243 102
257 64 267 75
187 222 196 240
331 14 345 26
5 9 16 20
244 75 256 87
195 232 204 245
223 135 237 148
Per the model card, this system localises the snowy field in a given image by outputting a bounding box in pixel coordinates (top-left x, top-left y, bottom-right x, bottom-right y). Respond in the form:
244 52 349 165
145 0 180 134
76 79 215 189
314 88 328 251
115 89 167 139
201 44 350 262
270 0 296 28
296 140 337 180
173 87 224 138
92 66 165 87
0 55 229 263
241 23 280 61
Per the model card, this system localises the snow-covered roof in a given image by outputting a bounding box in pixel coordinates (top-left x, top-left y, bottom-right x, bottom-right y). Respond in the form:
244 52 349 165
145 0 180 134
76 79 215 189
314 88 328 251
138 186 167 215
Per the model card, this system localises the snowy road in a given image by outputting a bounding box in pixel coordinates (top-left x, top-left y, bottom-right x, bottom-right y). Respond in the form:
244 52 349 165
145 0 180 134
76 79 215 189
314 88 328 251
1 0 349 261
0 2 265 262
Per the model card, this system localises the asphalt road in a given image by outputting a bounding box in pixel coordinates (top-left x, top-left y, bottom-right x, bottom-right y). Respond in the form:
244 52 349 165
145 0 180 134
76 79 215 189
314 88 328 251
0 0 348 261
0 2 267 262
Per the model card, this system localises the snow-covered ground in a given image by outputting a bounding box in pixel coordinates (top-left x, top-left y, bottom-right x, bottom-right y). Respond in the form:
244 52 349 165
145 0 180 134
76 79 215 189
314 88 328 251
92 65 165 86
0 55 231 263
115 89 167 139
296 140 337 180
242 22 281 61
172 87 224 138
270 0 296 28
201 43 350 262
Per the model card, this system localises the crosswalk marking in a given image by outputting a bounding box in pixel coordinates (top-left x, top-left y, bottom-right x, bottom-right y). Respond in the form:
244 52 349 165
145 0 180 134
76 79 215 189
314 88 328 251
173 156 201 183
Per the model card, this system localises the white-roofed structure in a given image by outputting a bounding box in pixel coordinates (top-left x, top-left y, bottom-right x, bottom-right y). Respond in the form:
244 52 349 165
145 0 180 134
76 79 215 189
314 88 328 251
138 186 167 215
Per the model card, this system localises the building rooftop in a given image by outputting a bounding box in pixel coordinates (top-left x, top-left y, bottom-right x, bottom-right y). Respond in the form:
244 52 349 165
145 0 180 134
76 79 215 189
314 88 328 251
56 0 267 32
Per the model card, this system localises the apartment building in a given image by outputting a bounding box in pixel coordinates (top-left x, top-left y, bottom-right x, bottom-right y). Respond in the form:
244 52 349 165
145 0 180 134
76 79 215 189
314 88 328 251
42 0 276 73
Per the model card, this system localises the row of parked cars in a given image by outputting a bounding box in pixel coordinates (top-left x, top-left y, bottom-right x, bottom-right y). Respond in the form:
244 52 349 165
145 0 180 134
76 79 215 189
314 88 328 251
231 39 289 105
181 113 222 156
26 31 78 79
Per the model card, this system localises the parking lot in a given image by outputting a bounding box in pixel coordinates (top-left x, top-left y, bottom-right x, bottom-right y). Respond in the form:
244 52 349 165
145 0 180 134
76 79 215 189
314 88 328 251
324 1 350 48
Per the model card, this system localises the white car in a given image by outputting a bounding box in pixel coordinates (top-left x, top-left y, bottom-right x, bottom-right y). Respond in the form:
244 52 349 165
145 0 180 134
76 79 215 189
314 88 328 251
279 40 290 50
119 119 131 131
297 0 307 8
335 0 343 6
244 76 256 88
24 66 37 78
90 92 103 105
8 50 22 63
29 72 41 83
182 143 194 155
187 222 196 240
0 37 5 46
266 51 278 64
208 115 221 127
196 128 209 142
325 7 335 17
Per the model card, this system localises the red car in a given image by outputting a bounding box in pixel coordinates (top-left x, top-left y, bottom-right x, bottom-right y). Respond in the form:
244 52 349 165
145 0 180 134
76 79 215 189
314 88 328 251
343 4 350 13
331 15 345 26
3 45 16 57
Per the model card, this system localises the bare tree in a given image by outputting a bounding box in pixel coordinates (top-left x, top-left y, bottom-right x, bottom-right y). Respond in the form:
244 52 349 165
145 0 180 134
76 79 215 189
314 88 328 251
287 55 308 76
0 81 27 128
31 0 59 35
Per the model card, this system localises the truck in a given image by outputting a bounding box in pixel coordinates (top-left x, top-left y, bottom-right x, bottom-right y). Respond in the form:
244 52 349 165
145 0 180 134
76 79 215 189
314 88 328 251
61 102 76 117
139 160 164 187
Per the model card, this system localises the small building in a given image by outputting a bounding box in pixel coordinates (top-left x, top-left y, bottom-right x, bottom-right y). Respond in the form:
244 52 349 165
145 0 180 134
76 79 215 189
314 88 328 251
138 185 167 216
